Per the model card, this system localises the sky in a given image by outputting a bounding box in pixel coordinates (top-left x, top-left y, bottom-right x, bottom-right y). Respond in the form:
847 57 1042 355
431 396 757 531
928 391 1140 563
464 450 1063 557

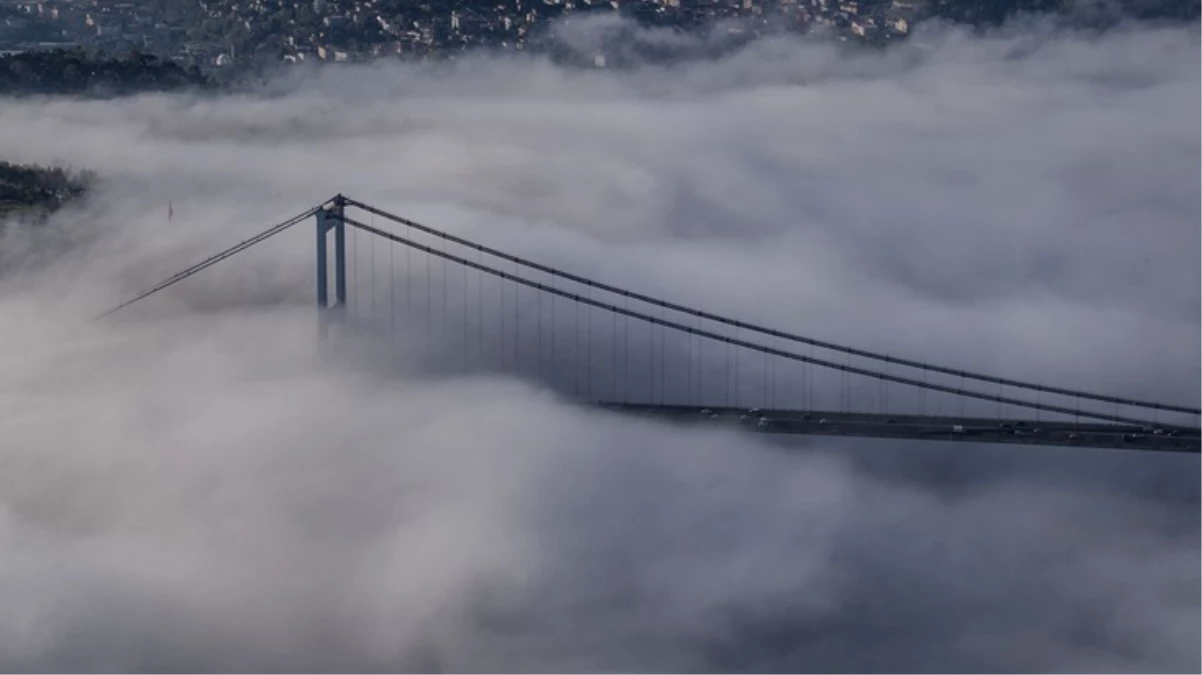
0 16 1199 673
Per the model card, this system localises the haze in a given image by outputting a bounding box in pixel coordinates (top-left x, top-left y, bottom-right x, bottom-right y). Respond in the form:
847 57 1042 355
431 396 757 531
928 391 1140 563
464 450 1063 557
0 16 1198 673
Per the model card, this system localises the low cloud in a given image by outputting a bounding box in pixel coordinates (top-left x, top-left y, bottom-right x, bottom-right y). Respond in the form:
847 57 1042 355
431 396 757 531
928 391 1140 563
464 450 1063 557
0 16 1198 672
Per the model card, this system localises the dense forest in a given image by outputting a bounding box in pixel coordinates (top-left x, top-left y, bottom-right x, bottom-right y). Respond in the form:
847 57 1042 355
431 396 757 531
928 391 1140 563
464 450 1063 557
0 160 94 216
0 49 214 97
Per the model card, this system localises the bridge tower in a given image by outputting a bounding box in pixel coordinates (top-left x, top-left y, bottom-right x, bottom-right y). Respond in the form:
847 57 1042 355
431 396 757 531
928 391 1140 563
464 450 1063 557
316 194 348 338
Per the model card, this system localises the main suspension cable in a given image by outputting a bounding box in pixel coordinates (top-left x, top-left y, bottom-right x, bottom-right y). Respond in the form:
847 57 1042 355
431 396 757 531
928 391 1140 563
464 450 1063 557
342 197 1197 416
91 203 323 322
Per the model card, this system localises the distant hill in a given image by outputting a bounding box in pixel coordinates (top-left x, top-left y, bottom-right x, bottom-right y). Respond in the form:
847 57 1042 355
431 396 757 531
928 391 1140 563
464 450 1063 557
931 0 1199 25
0 49 214 97
929 0 1063 25
0 160 93 218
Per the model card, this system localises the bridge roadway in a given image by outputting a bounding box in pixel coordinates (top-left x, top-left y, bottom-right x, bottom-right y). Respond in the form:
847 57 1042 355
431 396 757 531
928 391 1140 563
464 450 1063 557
593 403 1202 454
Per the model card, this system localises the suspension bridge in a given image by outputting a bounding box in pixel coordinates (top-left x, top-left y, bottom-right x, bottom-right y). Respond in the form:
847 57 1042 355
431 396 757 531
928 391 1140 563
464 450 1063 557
95 195 1202 453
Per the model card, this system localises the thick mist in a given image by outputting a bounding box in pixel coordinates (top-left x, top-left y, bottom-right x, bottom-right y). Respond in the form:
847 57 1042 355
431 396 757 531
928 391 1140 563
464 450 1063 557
0 17 1199 673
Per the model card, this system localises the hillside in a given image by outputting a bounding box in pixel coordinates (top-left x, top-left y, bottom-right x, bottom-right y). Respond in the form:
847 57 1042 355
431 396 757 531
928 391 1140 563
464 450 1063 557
0 49 214 97
0 160 94 217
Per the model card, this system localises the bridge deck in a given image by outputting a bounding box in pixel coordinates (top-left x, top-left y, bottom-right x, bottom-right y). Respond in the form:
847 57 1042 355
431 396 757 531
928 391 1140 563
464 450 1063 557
594 403 1202 454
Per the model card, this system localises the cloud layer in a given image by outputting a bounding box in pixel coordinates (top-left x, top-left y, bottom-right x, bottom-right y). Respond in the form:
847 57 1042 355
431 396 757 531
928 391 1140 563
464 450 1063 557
0 17 1198 672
